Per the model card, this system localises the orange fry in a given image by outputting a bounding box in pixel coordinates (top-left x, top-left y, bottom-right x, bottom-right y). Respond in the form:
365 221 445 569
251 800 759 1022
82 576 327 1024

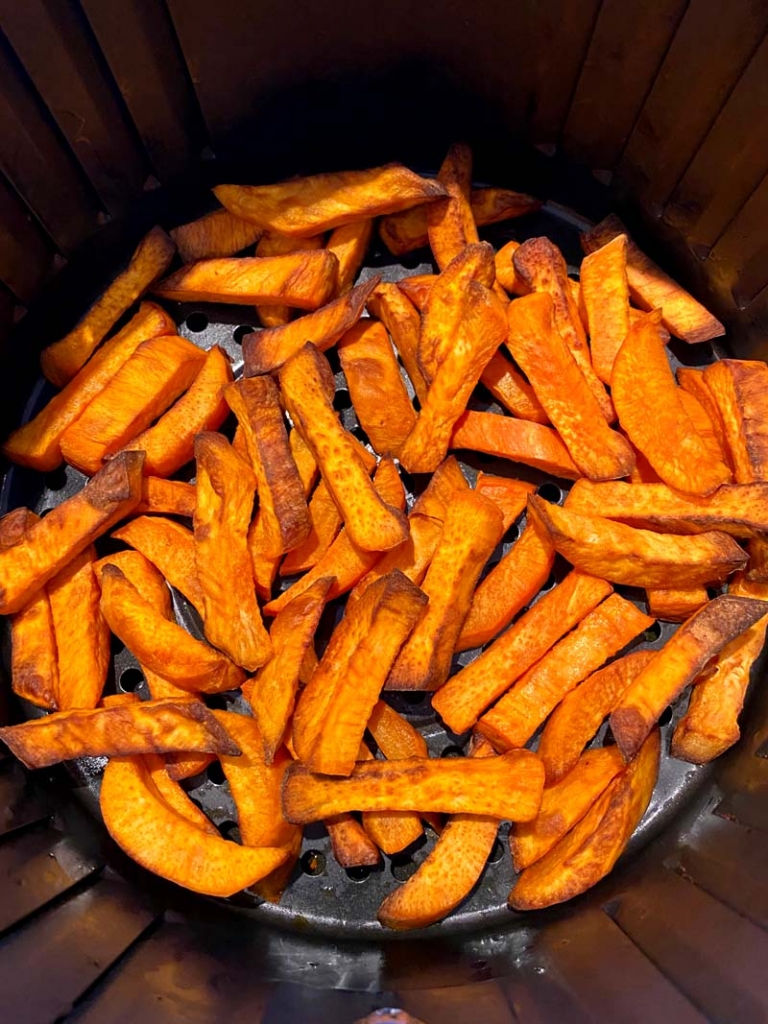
348 514 442 606
494 240 528 296
41 227 175 387
170 206 263 262
327 219 374 295
677 366 732 466
397 274 436 312
327 813 381 868
358 742 423 856
578 234 630 385
473 473 535 531
426 142 479 271
111 515 204 615
279 480 343 577
702 359 768 487
480 350 549 424
646 587 709 622
254 229 325 327
678 388 729 469
366 282 429 402
166 753 215 782
410 455 469 519
143 753 218 836
136 478 196 518
451 409 580 480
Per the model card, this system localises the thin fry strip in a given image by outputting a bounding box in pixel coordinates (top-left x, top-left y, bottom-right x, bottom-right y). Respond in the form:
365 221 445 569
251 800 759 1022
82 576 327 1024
327 219 374 295
170 207 263 262
279 480 343 577
410 456 469 520
473 473 535 531
579 234 630 385
254 230 325 327
366 282 429 402
646 587 709 622
677 366 732 466
451 409 580 480
480 350 549 424
143 753 218 835
426 142 480 271
111 515 204 615
136 478 197 518
359 742 423 855
702 359 768 485
327 813 382 867
348 514 442 606
398 274 436 312
678 388 729 469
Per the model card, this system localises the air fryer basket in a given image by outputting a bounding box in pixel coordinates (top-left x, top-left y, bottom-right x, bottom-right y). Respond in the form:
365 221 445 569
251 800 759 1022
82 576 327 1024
1 2 768 1021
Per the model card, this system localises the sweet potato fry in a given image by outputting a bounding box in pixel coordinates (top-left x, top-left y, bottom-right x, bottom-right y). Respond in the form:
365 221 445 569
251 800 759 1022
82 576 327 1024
581 215 725 344
327 219 374 295
565 479 768 538
278 344 408 552
610 595 768 760
457 514 555 652
367 701 428 759
48 546 109 710
267 457 405 613
473 473 535 531
338 320 417 455
60 335 206 475
243 276 380 374
646 587 709 622
377 735 499 930
531 495 748 588
366 282 429 403
477 595 654 750
510 747 626 872
513 237 614 423
506 293 634 479
702 359 768 488
678 388 729 469
672 576 768 763
111 515 204 615
101 755 287 897
399 281 507 474
433 571 612 735
612 312 731 495
292 571 428 775
326 813 382 867
397 274 436 312
387 492 503 690
3 302 175 472
143 753 218 836
170 206 263 262
41 227 176 387
677 366 732 465
282 749 544 823
410 456 469 519
494 240 528 296
348 514 442 606
0 451 144 614
121 346 232 476
253 229 325 327
479 350 549 424
359 744 424 856
166 753 215 783
578 234 630 385
136 478 196 518
0 510 57 710
154 250 338 309
0 698 239 769
538 651 656 784
746 536 768 583
426 143 479 271
246 577 333 763
279 480 343 577
214 165 447 236
99 565 245 693
193 432 271 671
508 730 660 910
451 409 580 480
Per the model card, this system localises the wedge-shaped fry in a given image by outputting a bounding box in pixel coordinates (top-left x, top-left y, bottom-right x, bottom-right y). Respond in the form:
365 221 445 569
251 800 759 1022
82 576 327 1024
155 249 337 309
266 457 405 614
509 730 660 911
102 755 287 897
397 274 436 312
387 492 503 690
433 572 612 734
678 388 728 469
418 242 495 381
143 753 218 836
672 576 768 763
538 651 656 784
0 452 144 615
292 571 428 775
380 187 540 256
122 346 232 476
112 515 204 615
703 359 768 487
451 410 580 480
377 735 498 930
283 749 544 823
565 478 768 538
100 565 245 693
511 747 626 872
326 813 381 868
579 234 630 385
477 595 654 750
171 206 263 262
48 545 109 710
41 227 176 387
193 432 271 670
3 303 175 472
246 577 333 763
529 496 747 589
610 595 768 760
60 335 206 475
426 142 479 271
366 282 429 402
647 587 709 622
278 344 408 552
254 230 325 327
327 219 374 295
494 240 528 296
457 514 555 652
358 742 423 855
136 478 196 518
243 276 380 374
677 366 731 465
215 165 447 236
0 510 57 710
410 455 469 519
0 698 239 770
582 215 725 344
506 293 634 479
474 473 535 530
348 514 442 606
480 350 549 424
338 320 417 455
399 281 508 474
513 237 614 423
612 313 731 495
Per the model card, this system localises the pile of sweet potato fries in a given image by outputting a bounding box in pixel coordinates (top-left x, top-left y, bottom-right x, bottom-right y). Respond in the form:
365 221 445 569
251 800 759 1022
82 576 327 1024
1 144 767 930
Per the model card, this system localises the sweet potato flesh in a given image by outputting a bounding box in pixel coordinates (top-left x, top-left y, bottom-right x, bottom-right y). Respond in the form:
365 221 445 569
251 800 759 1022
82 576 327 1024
136 478 196 518
253 230 325 327
410 456 469 519
479 350 549 424
170 207 262 262
579 234 630 385
327 219 374 295
703 359 768 485
366 282 429 403
646 587 709 623
111 515 204 615
327 813 381 868
451 410 580 480
348 513 441 607
426 143 479 271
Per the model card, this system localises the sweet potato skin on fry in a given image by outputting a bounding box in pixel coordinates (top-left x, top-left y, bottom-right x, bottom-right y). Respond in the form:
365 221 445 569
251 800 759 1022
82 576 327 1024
282 749 545 823
611 595 768 760
111 515 204 615
171 206 263 262
215 164 447 236
451 410 580 480
530 495 747 589
579 234 630 386
41 227 176 387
